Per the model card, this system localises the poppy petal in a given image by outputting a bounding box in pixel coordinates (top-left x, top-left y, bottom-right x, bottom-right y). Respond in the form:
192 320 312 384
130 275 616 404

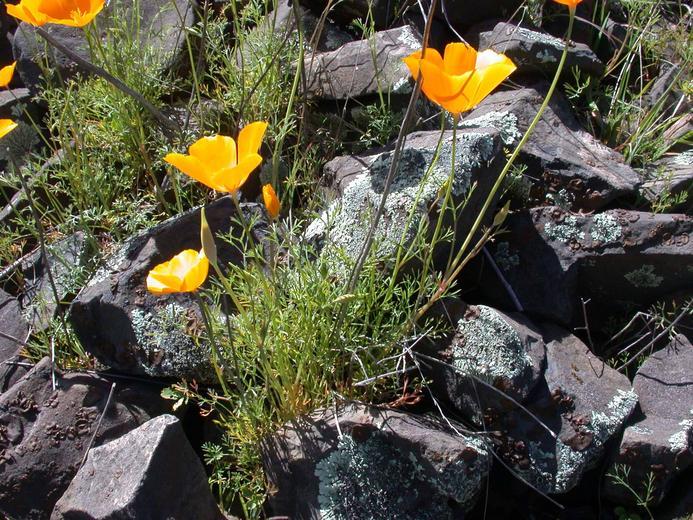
443 43 476 75
214 153 263 194
189 135 237 171
0 62 16 88
0 119 18 139
164 152 225 191
237 121 268 160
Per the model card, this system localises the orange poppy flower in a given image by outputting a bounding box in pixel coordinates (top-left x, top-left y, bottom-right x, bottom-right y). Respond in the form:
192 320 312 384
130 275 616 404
0 62 16 89
164 122 268 195
6 0 104 27
552 0 582 8
262 184 280 219
0 119 18 139
146 249 209 295
403 43 516 115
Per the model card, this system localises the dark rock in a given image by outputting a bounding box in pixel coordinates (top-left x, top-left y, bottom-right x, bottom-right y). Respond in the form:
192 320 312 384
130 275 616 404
432 0 525 32
459 84 641 211
69 198 268 382
306 127 503 267
641 152 693 213
11 0 195 93
303 25 421 101
477 22 604 77
0 87 45 176
51 414 222 520
492 324 637 495
420 303 546 425
0 288 29 393
298 0 395 29
603 334 693 506
0 357 171 518
18 232 93 332
484 207 693 326
262 402 490 518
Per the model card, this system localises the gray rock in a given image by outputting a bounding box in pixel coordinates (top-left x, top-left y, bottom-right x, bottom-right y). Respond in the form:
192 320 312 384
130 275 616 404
478 22 604 76
69 198 268 382
484 207 693 325
11 0 194 93
0 87 44 176
51 414 222 520
603 334 693 506
420 303 546 425
0 358 171 518
298 0 395 29
262 402 490 519
489 324 637 495
459 84 641 211
641 152 693 212
306 127 503 266
303 25 421 101
0 288 29 393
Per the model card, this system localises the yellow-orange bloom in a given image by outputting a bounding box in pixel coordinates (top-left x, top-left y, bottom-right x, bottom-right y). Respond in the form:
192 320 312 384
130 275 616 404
146 249 209 295
165 122 268 195
0 119 18 139
403 43 516 115
6 0 105 27
262 184 280 219
0 62 16 89
552 0 582 8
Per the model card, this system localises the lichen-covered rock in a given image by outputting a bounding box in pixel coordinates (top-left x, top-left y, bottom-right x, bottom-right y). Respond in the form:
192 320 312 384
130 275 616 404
11 0 194 93
0 87 45 175
483 207 693 326
302 25 422 100
459 84 640 211
51 414 223 520
306 127 503 266
420 303 546 425
488 325 637 495
0 358 171 518
478 22 604 76
0 288 29 393
262 402 490 519
69 198 268 382
641 152 693 213
603 334 693 506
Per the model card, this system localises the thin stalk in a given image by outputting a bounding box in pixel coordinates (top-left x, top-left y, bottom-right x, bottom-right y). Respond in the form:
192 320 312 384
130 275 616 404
193 292 230 394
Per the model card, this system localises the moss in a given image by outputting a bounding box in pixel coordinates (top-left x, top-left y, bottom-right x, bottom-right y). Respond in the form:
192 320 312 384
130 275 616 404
590 213 622 243
624 265 663 288
544 215 585 243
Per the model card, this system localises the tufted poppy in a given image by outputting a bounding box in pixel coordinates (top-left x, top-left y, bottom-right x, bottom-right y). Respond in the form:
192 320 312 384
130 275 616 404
0 119 18 140
6 0 105 27
146 249 209 295
164 122 268 195
403 43 516 115
262 184 280 220
0 62 16 89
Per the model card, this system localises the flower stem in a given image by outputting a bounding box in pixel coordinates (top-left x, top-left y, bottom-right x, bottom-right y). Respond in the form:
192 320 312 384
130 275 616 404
193 291 229 394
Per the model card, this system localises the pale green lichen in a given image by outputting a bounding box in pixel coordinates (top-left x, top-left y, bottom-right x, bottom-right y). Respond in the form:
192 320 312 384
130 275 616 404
544 215 585 243
590 213 622 243
545 188 575 210
517 27 565 50
453 306 531 385
458 111 521 145
667 412 693 451
673 150 693 165
630 425 653 436
494 242 520 272
624 265 663 288
536 49 557 63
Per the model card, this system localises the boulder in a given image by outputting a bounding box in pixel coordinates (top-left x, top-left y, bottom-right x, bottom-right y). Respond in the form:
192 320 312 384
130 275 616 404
459 84 641 211
603 334 693 506
477 22 604 77
0 288 29 393
484 207 693 326
641 152 692 213
69 198 268 382
11 0 195 93
262 402 490 518
306 127 503 266
51 414 223 520
0 87 44 176
0 358 171 518
303 25 422 101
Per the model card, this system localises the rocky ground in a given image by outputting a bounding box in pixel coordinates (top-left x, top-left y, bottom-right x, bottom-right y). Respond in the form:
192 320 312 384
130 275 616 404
0 0 691 519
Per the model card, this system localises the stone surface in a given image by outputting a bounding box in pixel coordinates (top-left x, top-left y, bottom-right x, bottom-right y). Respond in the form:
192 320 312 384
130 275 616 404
459 84 641 211
641 152 692 213
303 25 422 101
603 334 693 506
51 414 222 520
69 198 268 382
0 289 29 393
0 358 171 518
262 402 490 518
11 0 195 93
484 207 693 325
0 87 45 176
306 127 503 266
487 324 637 495
420 303 546 425
478 22 604 76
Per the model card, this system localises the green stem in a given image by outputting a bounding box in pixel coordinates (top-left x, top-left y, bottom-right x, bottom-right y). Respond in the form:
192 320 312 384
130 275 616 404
194 292 230 394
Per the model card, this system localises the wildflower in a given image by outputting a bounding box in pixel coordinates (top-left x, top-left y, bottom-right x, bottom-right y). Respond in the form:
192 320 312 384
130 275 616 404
403 43 516 115
262 184 280 219
6 0 105 28
551 0 582 9
164 122 268 195
146 249 209 295
0 62 16 89
0 119 18 139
